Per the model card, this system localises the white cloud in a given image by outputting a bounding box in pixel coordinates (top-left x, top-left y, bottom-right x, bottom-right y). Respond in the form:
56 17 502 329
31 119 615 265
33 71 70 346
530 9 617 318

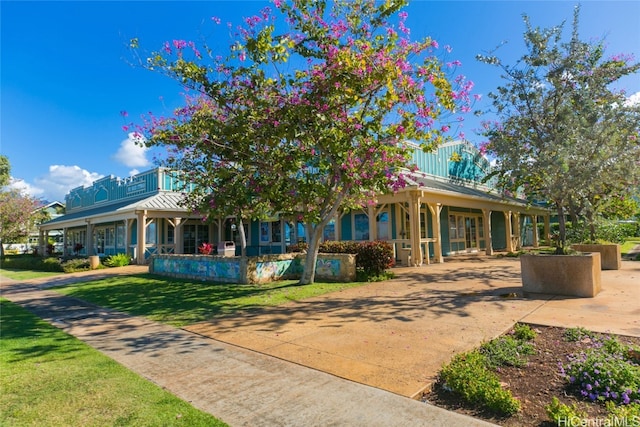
112 133 150 168
32 165 104 202
625 91 640 107
6 177 44 198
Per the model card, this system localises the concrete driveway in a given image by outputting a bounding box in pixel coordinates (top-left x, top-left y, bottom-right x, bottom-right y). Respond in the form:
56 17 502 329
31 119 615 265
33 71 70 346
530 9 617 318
185 255 640 399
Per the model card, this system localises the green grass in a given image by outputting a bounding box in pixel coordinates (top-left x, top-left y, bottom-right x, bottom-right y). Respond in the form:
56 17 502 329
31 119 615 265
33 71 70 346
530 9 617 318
0 268 63 280
0 299 227 427
54 274 370 327
621 237 640 256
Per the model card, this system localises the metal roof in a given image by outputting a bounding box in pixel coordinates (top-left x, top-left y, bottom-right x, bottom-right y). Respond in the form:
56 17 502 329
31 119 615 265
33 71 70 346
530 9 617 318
41 192 189 226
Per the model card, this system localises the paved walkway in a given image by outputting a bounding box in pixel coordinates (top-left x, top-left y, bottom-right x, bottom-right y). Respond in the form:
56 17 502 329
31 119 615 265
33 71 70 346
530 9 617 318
2 257 639 426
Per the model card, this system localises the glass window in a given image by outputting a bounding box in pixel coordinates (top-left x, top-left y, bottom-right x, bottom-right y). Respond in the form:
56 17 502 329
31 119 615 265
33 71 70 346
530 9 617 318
449 215 457 239
116 224 125 247
271 221 281 243
377 212 389 240
105 227 115 246
354 213 369 240
324 220 335 241
260 222 270 243
146 221 157 244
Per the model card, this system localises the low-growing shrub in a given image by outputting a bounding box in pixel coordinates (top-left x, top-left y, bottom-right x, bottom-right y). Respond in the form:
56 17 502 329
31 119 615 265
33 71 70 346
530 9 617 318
513 323 537 341
480 335 535 369
545 397 586 425
61 258 91 273
104 253 131 267
561 334 640 405
439 350 521 415
0 255 64 272
563 326 595 342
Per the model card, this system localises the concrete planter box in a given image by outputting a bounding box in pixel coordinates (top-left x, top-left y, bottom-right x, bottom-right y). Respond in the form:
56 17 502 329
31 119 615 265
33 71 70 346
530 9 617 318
571 244 621 270
520 253 601 298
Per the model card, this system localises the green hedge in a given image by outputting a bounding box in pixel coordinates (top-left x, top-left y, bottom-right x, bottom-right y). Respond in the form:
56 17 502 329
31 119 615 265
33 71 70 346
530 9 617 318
542 220 640 244
289 240 395 276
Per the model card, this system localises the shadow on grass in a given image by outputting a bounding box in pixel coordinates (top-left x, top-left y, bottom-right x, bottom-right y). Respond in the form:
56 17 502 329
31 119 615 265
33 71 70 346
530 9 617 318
1 299 84 362
53 274 310 326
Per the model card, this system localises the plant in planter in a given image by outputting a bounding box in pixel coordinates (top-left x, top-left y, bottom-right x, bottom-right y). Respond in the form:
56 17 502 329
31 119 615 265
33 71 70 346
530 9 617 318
198 242 213 255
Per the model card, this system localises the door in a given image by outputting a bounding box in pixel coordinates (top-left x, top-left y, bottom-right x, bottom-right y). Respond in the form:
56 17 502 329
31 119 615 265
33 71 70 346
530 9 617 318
465 217 478 250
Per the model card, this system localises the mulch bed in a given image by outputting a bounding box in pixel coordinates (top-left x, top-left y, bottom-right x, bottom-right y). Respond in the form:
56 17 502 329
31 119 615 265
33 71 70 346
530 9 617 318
422 325 640 426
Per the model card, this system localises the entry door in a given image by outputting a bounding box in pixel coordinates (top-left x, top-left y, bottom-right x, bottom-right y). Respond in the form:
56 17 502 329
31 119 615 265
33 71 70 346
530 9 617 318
465 217 478 250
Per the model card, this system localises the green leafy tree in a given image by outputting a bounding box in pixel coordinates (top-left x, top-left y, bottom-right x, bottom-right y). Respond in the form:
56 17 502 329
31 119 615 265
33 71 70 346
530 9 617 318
132 0 474 282
0 155 9 187
478 6 640 252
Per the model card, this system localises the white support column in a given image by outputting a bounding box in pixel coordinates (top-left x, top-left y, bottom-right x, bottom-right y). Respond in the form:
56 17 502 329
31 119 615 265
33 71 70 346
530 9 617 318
126 218 134 259
513 213 521 250
136 210 147 265
532 215 539 248
503 211 514 253
410 194 423 266
428 202 444 263
62 228 68 256
85 221 94 256
482 209 493 256
168 217 183 254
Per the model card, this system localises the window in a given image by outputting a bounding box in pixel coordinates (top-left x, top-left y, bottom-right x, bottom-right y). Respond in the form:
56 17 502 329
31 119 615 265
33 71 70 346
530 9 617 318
105 227 115 247
376 212 389 240
116 223 125 247
323 220 335 241
260 221 281 243
146 221 157 244
354 213 369 240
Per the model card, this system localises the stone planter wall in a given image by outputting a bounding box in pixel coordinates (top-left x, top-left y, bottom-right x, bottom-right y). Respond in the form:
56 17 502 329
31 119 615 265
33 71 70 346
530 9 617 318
520 253 602 298
571 244 621 270
149 253 356 284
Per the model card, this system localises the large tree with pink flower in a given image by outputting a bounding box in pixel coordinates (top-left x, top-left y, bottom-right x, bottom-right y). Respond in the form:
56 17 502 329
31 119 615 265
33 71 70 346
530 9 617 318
132 0 474 283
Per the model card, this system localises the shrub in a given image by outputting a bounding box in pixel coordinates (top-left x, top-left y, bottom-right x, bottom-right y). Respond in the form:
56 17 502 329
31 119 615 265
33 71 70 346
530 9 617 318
0 255 64 272
561 334 640 405
545 397 586 425
61 258 91 273
439 350 521 415
104 253 131 267
480 335 535 369
355 241 395 276
563 327 595 342
513 323 537 341
318 240 394 279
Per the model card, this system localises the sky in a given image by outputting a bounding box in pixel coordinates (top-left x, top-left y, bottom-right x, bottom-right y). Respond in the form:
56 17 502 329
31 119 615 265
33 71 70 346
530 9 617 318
2 0 639 203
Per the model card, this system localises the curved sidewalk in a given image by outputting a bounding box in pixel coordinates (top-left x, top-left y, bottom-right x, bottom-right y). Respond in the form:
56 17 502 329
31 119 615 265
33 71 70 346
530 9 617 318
1 266 495 427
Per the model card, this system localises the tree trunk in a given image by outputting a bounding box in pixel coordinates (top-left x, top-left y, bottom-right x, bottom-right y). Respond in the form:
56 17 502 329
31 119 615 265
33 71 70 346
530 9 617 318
298 223 323 284
237 215 247 257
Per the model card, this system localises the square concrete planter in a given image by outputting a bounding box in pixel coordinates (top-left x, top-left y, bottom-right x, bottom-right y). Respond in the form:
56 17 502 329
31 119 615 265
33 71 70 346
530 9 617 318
520 253 601 298
571 244 621 270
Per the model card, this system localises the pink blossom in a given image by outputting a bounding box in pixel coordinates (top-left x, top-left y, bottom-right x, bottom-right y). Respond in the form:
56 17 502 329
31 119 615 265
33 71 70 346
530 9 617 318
211 16 221 24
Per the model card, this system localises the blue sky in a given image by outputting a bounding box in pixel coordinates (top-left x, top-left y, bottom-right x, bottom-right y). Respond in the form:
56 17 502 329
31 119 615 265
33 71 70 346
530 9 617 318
2 1 639 202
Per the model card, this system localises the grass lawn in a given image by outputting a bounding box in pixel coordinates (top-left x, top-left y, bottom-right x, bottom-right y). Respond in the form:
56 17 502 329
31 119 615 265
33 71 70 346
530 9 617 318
54 274 371 327
621 237 640 255
0 268 63 281
0 299 228 427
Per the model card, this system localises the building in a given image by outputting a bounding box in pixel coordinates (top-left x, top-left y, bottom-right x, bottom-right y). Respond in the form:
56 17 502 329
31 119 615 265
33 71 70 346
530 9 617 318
38 140 550 265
